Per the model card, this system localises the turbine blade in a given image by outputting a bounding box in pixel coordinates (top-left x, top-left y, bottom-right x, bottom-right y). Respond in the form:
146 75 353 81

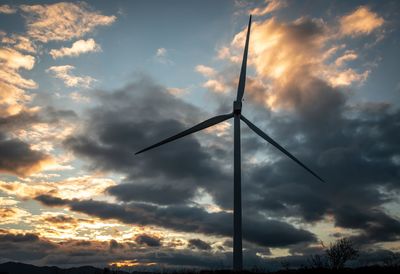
241 115 325 183
236 15 252 102
135 113 234 155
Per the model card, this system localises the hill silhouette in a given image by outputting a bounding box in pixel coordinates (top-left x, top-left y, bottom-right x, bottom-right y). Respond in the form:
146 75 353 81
0 262 399 274
0 262 129 274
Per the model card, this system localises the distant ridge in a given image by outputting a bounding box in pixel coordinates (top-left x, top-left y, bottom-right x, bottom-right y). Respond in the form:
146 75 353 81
0 262 130 274
1 261 399 274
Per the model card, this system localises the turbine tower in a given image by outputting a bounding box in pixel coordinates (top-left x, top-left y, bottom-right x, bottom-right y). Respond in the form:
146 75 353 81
136 15 325 271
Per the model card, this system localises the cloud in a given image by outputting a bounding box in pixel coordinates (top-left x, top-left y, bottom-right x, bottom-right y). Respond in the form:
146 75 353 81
0 230 234 269
195 65 229 93
26 212 128 241
0 47 35 71
203 79 228 93
195 65 216 78
0 175 116 201
156 47 167 57
0 207 31 225
154 47 173 64
0 197 18 206
0 4 16 14
0 5 394 266
47 65 96 88
64 77 231 207
69 91 91 102
35 194 316 248
188 239 211 250
225 16 372 111
0 47 37 116
242 100 400 245
20 2 116 43
0 133 52 177
14 36 36 53
339 6 384 37
1 35 36 53
334 50 358 67
204 8 400 250
135 234 161 247
0 107 77 156
0 72 75 177
0 197 31 225
250 0 287 16
327 68 369 87
49 38 101 59
0 231 56 261
54 76 318 249
166 87 188 97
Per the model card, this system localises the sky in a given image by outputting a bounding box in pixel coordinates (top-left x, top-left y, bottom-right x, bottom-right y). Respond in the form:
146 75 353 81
0 0 399 271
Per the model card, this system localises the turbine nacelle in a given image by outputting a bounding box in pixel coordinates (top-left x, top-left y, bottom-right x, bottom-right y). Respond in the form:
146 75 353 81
233 101 242 114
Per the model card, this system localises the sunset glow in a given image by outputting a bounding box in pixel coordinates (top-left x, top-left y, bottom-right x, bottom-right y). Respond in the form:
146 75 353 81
0 0 399 270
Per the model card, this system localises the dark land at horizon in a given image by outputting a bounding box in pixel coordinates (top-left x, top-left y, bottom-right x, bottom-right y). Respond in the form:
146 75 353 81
1 261 400 274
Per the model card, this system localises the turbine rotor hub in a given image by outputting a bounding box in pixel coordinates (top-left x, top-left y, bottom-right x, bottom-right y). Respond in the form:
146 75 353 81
233 101 242 114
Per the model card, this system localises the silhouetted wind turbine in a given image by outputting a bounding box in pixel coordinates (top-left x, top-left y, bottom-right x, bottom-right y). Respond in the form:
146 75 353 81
136 15 325 271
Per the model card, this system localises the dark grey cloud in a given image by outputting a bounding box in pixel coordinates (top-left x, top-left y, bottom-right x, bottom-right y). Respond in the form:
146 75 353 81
109 239 121 250
64 77 232 207
241 123 399 245
225 16 400 247
107 179 197 205
0 230 263 269
0 232 55 261
135 234 161 247
0 132 50 177
240 84 400 246
334 206 400 244
0 230 395 270
60 70 400 252
35 194 315 248
0 107 76 177
188 239 211 250
0 232 39 242
0 107 76 132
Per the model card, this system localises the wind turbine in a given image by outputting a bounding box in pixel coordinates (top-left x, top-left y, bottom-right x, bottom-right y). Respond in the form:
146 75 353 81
135 15 325 271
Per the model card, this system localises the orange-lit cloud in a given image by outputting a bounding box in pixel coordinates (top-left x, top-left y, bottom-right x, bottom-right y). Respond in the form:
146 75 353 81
216 13 375 111
27 212 126 241
0 47 35 75
196 64 229 93
20 2 116 42
0 175 116 201
1 35 36 53
47 65 96 88
0 143 53 177
250 0 287 16
334 50 358 67
167 87 188 97
13 116 77 153
327 68 369 87
195 65 216 78
204 121 231 137
49 38 101 59
69 91 90 102
0 4 16 14
0 47 36 116
0 197 31 225
109 260 156 268
203 79 228 93
339 6 384 37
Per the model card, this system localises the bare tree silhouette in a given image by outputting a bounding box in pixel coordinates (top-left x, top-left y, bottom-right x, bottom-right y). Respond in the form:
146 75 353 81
324 238 359 269
383 252 400 268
